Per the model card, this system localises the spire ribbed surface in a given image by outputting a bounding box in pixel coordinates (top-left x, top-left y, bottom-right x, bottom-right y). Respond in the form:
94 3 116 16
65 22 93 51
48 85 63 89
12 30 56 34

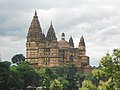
69 36 74 47
27 11 43 42
79 36 85 46
46 22 57 41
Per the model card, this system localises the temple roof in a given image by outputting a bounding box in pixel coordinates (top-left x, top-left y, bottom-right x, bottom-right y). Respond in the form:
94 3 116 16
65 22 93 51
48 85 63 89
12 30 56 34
58 33 70 48
69 36 74 47
61 33 65 37
79 35 85 46
58 39 70 48
27 10 43 42
29 10 42 32
46 22 57 42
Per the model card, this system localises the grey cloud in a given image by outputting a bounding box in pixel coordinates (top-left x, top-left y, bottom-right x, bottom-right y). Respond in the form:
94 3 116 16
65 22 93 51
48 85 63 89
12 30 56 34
0 0 120 66
0 10 30 40
0 0 79 10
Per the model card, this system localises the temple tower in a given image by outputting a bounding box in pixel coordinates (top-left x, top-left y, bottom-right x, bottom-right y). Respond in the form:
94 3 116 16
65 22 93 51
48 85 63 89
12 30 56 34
77 36 90 72
26 11 91 73
45 22 59 67
69 36 74 48
46 22 57 42
26 11 44 67
79 35 86 56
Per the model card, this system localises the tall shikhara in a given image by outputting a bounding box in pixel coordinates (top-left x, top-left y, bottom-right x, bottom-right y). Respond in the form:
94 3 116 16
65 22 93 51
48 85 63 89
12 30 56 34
26 11 91 73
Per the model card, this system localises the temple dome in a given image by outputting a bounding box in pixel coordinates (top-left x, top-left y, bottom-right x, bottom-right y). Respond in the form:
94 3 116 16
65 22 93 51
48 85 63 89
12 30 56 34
58 33 70 48
58 39 70 48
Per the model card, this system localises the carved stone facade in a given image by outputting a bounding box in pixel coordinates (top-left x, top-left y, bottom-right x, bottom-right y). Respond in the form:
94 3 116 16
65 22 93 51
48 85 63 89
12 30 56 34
26 11 91 73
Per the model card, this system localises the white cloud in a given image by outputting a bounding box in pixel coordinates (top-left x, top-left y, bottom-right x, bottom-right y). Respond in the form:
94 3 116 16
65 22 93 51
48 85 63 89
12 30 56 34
0 36 26 61
0 0 120 66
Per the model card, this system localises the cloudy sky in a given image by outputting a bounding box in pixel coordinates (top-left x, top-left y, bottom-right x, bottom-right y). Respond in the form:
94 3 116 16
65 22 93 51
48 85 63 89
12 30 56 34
0 0 120 66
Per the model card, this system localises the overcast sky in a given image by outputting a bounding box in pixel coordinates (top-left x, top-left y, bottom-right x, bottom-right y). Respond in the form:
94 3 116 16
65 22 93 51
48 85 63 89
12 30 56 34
0 0 120 66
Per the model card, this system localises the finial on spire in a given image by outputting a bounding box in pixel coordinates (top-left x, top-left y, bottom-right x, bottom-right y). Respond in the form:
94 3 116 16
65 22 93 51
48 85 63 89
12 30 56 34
35 10 37 15
69 36 74 47
79 35 85 46
50 20 53 26
51 20 52 25
34 10 38 18
61 33 65 40
62 33 65 37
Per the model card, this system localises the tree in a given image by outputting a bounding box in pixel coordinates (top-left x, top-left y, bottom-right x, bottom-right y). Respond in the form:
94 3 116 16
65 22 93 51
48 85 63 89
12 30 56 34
38 68 57 90
92 49 120 89
7 65 24 90
0 61 11 90
98 80 113 90
79 80 97 90
16 62 40 89
51 66 64 77
50 79 62 90
11 54 25 64
75 71 86 87
63 63 77 79
0 61 40 90
58 77 69 90
63 63 77 90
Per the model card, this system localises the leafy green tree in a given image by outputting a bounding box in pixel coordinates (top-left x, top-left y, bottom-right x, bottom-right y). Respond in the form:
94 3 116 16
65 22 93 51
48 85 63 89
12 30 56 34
92 49 120 89
0 61 11 90
50 79 62 90
75 71 86 87
63 63 77 79
79 80 97 90
0 61 40 90
51 66 64 77
16 62 40 89
38 68 57 90
63 63 77 90
58 77 69 90
98 79 113 90
7 65 24 90
85 72 99 87
11 54 25 64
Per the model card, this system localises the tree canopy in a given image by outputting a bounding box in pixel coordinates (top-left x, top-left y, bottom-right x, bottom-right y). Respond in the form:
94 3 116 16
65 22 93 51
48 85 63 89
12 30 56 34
0 48 120 90
11 54 25 64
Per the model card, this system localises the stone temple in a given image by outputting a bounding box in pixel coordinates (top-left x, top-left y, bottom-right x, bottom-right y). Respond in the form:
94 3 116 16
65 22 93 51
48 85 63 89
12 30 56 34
26 11 91 73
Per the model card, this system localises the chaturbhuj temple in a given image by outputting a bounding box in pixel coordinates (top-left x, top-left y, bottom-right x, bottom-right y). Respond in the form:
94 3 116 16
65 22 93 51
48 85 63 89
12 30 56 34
26 11 91 73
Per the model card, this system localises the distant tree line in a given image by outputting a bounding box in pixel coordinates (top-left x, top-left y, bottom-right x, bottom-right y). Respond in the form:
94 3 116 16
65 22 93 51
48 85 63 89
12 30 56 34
0 49 120 90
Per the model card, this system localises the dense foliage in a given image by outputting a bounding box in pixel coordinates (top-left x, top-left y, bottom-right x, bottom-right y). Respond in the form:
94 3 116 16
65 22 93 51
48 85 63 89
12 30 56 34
0 49 120 90
80 49 120 90
11 54 25 64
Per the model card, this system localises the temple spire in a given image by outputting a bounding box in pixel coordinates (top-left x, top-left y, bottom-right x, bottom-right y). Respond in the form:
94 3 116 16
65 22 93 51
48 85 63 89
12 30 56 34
35 10 37 15
69 36 74 47
34 10 38 18
78 35 86 56
51 20 52 26
27 10 43 42
61 33 65 40
79 35 85 46
46 21 57 42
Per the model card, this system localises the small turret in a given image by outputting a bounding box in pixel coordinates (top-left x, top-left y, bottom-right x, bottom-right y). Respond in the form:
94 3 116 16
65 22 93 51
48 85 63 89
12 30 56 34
61 33 65 40
79 35 86 55
34 10 38 18
79 35 85 47
69 36 74 47
46 21 57 42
